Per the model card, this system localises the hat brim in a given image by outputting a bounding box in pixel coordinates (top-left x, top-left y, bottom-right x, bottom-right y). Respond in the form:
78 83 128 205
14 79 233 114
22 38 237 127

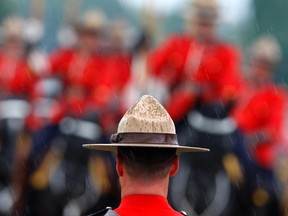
82 143 209 153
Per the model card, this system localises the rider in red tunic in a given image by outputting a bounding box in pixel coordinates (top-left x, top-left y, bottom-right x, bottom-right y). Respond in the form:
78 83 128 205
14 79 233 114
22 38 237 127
49 11 107 117
149 1 243 215
150 35 241 122
149 0 241 123
0 17 37 98
233 35 285 215
233 35 285 169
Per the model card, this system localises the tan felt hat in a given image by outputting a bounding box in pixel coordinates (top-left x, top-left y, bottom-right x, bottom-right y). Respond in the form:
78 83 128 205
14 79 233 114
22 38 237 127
77 10 106 32
83 95 209 153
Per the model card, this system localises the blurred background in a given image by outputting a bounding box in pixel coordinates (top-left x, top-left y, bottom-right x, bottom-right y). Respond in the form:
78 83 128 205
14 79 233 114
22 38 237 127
0 0 287 215
1 0 288 82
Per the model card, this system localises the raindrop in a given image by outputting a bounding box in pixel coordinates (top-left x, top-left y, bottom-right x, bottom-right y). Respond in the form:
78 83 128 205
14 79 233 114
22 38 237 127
255 21 260 32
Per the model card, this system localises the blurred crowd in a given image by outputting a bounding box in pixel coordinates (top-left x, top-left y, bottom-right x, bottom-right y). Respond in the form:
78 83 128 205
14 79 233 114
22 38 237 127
0 0 287 215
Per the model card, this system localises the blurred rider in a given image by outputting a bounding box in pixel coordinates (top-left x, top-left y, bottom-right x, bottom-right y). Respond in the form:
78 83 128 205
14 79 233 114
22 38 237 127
233 36 285 216
149 0 242 215
20 11 120 215
0 16 41 214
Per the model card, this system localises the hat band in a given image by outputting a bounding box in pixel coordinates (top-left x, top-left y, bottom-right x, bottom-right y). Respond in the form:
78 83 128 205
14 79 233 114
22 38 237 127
110 133 178 145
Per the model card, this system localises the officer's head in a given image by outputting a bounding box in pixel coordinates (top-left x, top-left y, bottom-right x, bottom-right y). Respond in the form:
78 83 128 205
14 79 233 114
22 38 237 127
76 10 106 52
248 35 281 84
1 16 24 57
108 19 132 53
185 0 218 42
116 147 178 184
83 95 208 194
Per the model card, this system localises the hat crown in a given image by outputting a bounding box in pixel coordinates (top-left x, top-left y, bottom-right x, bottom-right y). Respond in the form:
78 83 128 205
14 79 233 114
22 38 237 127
78 10 106 30
118 95 176 134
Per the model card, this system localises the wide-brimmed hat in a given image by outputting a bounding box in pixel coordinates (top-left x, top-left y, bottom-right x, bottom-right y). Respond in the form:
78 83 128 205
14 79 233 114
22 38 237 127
249 35 282 65
183 0 218 24
76 10 106 33
2 16 23 40
83 95 209 153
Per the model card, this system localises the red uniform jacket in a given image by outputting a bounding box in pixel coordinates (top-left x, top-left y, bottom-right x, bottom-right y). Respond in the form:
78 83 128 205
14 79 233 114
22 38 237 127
233 83 286 168
49 48 104 116
49 49 130 113
92 53 131 134
149 35 241 122
92 53 131 108
47 49 131 134
115 194 183 216
0 52 36 97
